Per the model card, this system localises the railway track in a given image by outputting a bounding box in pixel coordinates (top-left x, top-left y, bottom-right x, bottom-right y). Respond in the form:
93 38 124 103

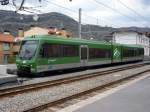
22 64 150 112
0 64 146 97
0 63 150 112
0 63 144 99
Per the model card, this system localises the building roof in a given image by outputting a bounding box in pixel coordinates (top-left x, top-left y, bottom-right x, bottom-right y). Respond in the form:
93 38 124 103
0 33 14 42
24 27 49 37
14 37 24 42
112 29 143 34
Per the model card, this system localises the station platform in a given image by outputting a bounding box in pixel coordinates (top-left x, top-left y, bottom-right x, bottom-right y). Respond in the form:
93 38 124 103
0 65 17 85
0 74 17 85
6 64 17 74
59 74 150 112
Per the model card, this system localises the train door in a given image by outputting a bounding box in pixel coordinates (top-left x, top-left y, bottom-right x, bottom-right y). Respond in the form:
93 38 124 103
112 44 122 63
80 45 88 66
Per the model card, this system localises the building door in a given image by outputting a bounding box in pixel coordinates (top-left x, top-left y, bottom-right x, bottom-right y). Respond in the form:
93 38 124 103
80 45 88 66
3 55 9 64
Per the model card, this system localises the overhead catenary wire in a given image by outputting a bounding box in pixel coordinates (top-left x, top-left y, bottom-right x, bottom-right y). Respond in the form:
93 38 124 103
43 0 80 20
0 0 128 40
1 0 148 28
117 0 148 24
43 0 120 27
93 0 137 21
31 0 120 36
8 1 42 14
44 0 77 13
41 0 116 38
4 0 120 27
12 0 26 11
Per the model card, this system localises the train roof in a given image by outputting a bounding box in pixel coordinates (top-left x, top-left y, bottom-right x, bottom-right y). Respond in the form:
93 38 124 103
24 35 144 48
121 43 144 48
24 35 112 45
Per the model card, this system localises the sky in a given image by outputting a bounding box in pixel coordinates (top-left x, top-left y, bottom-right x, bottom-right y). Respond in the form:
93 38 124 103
1 0 150 28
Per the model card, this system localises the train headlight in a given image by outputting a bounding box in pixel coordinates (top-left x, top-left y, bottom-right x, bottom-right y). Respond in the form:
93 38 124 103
31 68 35 72
23 60 26 64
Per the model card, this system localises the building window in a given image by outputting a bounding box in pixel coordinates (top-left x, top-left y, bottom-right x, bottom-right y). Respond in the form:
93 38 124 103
3 42 10 50
146 39 149 45
3 54 9 64
138 37 140 43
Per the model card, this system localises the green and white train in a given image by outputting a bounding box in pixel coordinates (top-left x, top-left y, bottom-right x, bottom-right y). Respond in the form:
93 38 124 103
16 35 144 75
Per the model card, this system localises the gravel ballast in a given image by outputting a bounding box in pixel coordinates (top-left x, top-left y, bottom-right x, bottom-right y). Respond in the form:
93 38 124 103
0 65 150 112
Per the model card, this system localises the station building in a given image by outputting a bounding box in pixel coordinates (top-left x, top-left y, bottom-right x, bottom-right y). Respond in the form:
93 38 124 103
0 31 14 64
112 30 150 56
13 26 72 55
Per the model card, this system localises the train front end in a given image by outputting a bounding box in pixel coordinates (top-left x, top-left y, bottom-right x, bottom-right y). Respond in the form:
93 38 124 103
16 40 39 76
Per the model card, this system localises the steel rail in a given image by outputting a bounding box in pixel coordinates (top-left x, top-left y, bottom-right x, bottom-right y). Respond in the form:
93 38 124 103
0 63 144 99
23 68 150 112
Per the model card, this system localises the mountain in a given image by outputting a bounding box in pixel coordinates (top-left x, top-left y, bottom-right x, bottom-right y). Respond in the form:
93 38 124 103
0 10 77 35
0 10 150 41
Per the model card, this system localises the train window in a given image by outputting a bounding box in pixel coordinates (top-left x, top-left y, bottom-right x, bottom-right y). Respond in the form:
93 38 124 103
41 43 79 58
134 48 144 56
62 45 79 57
123 48 136 57
19 40 38 60
89 48 111 59
42 43 61 58
139 48 144 56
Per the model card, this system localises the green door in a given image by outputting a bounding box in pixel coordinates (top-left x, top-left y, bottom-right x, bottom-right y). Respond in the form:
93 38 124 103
112 44 122 63
3 55 9 64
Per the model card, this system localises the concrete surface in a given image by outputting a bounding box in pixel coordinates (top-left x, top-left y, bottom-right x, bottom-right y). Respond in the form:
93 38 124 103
0 65 8 74
0 75 17 85
6 64 17 75
0 64 17 75
72 74 150 112
144 56 150 61
0 64 17 85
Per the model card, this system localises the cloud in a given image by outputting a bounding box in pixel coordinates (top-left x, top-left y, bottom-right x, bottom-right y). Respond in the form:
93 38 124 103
0 0 150 28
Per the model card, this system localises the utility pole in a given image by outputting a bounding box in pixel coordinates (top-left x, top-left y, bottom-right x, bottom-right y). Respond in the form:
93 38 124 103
97 18 99 25
78 8 82 39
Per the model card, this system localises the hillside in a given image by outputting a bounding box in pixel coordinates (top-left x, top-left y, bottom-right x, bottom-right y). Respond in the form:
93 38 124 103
0 10 150 41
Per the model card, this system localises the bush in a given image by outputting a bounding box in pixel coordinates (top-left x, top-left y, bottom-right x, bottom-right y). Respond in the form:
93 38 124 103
8 55 16 64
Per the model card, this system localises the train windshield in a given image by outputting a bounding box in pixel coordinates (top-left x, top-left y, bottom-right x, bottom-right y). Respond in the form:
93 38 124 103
19 40 38 60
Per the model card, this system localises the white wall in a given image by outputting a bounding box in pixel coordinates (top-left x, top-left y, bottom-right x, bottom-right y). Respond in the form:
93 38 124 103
113 31 150 56
113 32 137 44
141 35 150 56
